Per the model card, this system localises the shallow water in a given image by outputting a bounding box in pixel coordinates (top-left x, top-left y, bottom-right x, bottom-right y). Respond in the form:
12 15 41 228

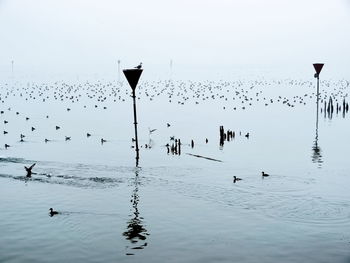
1 78 350 262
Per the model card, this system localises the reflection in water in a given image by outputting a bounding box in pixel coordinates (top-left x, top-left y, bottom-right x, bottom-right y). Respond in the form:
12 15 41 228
123 169 149 255
312 93 323 167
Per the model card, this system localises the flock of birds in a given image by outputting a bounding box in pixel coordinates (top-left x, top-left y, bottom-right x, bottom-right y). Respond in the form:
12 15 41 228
1 76 350 216
1 78 349 152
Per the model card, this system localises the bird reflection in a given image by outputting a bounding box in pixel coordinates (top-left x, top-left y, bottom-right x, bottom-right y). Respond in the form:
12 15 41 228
311 93 323 167
123 168 149 255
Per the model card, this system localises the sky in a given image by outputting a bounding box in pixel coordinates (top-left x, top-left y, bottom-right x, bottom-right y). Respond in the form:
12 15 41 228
0 0 350 80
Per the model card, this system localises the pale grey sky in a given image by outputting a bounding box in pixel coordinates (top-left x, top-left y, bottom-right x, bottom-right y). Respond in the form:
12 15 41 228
0 0 349 79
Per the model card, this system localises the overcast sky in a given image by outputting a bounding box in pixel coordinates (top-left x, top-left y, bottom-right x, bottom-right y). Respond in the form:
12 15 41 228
0 0 349 79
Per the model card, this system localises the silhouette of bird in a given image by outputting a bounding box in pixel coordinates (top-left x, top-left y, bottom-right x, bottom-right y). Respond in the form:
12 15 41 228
4 143 10 149
101 138 107 144
86 133 91 137
55 126 60 130
149 128 157 134
45 138 50 143
262 171 270 177
245 132 250 138
49 208 59 216
167 123 171 127
65 136 71 141
135 63 142 69
25 163 36 177
31 127 35 131
3 130 8 135
233 176 242 183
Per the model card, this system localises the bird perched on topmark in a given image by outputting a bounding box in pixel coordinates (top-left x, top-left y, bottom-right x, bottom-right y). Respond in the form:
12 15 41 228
135 63 142 69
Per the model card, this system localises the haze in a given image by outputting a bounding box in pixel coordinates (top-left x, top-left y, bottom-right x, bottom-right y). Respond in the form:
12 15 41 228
0 0 349 79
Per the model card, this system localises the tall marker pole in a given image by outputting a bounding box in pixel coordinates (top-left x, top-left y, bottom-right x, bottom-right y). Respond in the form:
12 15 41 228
123 68 143 166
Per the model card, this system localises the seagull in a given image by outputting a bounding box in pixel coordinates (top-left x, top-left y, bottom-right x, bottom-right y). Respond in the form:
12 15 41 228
49 208 59 217
135 63 143 69
25 163 36 177
149 128 157 134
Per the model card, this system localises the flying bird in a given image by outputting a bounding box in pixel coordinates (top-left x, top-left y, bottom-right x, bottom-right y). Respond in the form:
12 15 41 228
25 163 36 177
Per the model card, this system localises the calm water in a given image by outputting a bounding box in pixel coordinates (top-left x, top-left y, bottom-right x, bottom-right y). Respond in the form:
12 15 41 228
1 78 350 262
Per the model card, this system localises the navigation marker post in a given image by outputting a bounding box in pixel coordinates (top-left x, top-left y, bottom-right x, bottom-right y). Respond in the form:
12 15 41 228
123 68 143 166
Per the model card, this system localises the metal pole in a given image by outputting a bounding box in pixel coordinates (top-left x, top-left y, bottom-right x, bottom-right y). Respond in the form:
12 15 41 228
315 75 319 146
132 88 140 166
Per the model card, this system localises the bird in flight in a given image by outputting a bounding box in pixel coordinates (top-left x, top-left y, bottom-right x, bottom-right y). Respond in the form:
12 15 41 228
25 163 36 177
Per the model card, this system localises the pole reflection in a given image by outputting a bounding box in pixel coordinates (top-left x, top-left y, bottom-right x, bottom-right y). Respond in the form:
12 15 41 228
123 168 149 255
311 88 323 167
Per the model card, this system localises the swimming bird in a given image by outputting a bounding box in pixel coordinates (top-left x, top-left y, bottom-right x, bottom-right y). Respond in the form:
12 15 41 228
86 133 91 137
25 163 36 177
245 132 250 138
101 138 107 144
167 123 171 127
65 136 71 141
55 126 60 130
4 143 10 149
262 171 270 177
135 63 142 69
233 176 242 183
49 208 59 217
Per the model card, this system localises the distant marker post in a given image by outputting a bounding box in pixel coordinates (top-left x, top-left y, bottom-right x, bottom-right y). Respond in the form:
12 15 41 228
313 63 324 101
123 68 143 166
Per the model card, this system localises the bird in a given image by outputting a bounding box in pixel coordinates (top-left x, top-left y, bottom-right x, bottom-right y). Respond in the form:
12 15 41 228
262 171 270 177
135 63 142 69
167 123 171 127
49 208 59 217
55 126 60 130
149 128 157 134
86 133 91 137
101 138 107 144
25 163 36 177
44 138 50 143
4 143 10 149
233 176 242 183
65 136 71 141
245 132 250 138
